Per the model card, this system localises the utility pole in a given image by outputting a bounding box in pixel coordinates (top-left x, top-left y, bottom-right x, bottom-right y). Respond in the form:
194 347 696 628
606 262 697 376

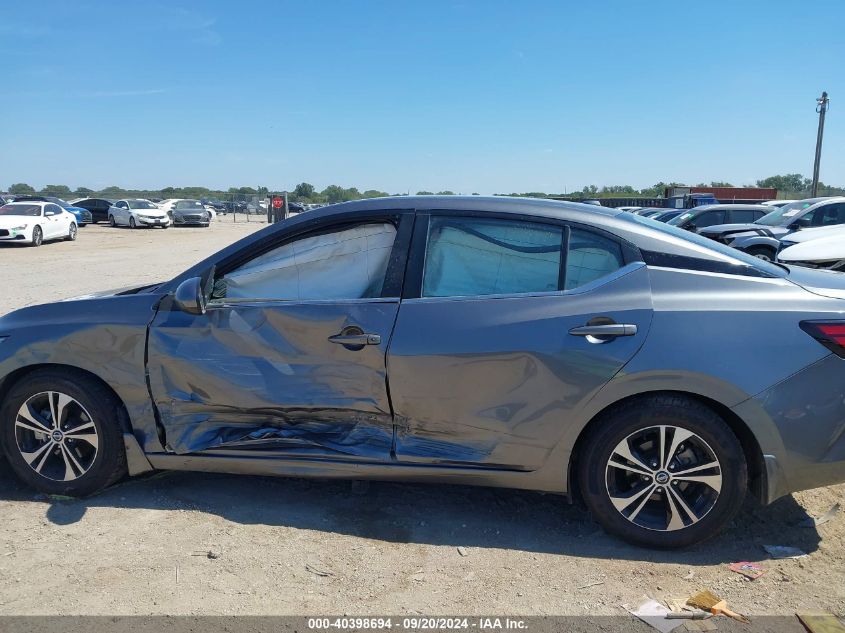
811 91 830 197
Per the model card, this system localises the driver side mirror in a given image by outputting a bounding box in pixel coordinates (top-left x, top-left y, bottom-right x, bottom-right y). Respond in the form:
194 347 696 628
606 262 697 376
791 217 811 230
173 277 207 315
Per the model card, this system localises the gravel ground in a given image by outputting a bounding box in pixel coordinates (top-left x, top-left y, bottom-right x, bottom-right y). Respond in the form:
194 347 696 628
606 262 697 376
0 221 842 617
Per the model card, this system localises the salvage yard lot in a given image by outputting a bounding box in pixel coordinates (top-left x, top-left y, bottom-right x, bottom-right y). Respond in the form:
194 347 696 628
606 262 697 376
0 221 843 616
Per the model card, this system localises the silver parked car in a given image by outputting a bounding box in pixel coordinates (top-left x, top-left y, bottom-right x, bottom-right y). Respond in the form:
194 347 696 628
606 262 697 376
2 196 845 548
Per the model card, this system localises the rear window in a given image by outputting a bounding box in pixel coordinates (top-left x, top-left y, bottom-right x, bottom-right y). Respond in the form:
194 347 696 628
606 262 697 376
620 213 786 278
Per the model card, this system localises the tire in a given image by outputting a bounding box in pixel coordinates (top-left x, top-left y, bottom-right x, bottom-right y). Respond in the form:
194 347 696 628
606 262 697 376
66 222 78 241
745 246 775 262
129 217 137 229
30 226 43 247
0 368 127 496
578 394 746 548
109 215 116 227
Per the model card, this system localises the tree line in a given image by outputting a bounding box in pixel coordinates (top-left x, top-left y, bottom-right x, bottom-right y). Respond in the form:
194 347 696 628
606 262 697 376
5 174 843 203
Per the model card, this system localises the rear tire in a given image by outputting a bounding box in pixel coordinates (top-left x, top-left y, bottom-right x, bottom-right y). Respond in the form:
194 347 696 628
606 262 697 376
578 394 746 548
0 369 127 496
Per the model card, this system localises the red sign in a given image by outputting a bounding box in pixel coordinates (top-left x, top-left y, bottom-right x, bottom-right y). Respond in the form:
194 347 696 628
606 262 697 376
272 197 283 209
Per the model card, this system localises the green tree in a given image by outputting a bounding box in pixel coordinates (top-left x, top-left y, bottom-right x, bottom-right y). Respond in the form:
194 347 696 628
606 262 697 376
756 174 808 192
436 190 455 195
101 186 125 196
41 184 72 196
416 191 434 195
322 185 347 203
74 186 94 196
362 189 389 198
8 183 35 195
293 182 315 200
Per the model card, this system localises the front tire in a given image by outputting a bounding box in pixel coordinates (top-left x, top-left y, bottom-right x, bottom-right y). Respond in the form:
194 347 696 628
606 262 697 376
578 394 746 548
745 246 776 262
109 215 116 227
66 222 78 241
0 369 127 496
129 216 137 229
30 225 43 247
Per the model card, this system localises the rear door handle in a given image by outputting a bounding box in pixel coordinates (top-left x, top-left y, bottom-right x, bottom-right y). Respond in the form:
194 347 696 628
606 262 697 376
328 333 381 346
569 324 637 337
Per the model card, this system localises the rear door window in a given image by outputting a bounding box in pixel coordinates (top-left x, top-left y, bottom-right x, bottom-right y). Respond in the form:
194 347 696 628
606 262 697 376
422 217 563 297
730 210 759 224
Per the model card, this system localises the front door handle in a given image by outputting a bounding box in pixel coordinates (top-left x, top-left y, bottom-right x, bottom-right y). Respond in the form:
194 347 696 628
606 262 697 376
328 333 381 346
569 323 637 338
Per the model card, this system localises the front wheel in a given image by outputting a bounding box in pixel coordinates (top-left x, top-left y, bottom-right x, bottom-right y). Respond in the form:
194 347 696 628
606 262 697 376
129 216 137 229
30 225 43 247
0 369 127 496
578 394 746 548
745 246 776 262
66 222 78 241
109 215 116 227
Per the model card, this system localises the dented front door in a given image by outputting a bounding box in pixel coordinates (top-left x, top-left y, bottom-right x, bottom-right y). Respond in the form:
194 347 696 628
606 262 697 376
146 298 398 458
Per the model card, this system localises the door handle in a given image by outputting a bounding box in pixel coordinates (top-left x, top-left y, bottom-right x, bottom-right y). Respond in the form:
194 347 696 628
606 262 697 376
328 333 381 346
569 323 637 337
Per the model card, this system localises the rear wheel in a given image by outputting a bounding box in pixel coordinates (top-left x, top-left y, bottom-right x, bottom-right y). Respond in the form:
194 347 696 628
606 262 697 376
745 246 776 262
0 369 127 496
578 394 746 548
30 226 43 247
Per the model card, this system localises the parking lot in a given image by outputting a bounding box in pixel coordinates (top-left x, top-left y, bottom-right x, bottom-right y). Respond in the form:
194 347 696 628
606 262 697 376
0 220 842 617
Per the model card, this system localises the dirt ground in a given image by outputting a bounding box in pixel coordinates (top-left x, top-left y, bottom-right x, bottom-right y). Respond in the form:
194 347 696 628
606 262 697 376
0 221 842 617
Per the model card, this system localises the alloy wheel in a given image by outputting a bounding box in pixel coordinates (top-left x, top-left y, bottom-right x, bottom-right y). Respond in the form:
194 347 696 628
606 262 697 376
69 224 77 241
32 226 43 246
129 217 137 229
14 391 99 482
605 425 722 532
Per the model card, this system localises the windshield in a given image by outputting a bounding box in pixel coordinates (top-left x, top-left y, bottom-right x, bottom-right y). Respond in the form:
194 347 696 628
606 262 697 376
667 211 695 226
126 200 158 210
175 200 205 210
0 203 41 217
620 213 787 278
754 199 817 226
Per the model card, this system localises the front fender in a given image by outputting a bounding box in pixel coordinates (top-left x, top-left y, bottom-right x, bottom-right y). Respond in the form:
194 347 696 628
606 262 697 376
0 294 165 451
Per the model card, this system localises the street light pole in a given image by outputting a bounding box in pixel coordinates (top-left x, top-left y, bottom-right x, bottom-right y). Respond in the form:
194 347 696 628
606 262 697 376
811 91 830 197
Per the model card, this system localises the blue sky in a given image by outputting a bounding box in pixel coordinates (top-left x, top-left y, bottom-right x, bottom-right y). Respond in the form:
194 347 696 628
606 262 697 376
1 0 843 194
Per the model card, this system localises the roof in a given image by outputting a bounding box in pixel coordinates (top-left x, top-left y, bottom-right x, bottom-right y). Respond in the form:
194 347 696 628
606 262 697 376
307 195 622 222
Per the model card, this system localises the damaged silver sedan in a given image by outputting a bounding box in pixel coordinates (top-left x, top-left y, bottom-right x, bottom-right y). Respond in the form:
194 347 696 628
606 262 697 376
3 196 845 548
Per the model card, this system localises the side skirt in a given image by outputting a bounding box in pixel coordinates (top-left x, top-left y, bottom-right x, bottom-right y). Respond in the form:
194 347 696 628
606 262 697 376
144 452 569 494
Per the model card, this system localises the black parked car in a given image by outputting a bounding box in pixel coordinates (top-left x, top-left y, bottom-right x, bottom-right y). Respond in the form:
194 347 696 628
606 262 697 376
70 198 114 224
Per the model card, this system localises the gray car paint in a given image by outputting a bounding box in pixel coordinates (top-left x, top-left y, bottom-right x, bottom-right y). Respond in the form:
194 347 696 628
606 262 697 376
2 196 845 504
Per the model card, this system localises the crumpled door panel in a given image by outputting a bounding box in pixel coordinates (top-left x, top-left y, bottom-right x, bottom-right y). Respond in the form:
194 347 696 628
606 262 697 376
147 300 398 457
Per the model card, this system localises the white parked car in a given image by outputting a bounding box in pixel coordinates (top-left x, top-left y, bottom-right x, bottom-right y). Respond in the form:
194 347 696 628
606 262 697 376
761 200 792 208
778 224 845 271
108 199 171 229
0 201 77 246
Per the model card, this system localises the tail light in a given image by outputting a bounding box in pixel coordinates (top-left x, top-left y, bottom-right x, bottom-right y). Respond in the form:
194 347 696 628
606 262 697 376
800 321 845 358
